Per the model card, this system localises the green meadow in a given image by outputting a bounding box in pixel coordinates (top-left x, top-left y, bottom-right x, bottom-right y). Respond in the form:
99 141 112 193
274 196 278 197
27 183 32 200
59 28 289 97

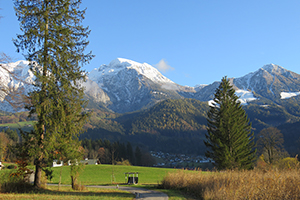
0 121 35 132
50 164 181 185
0 164 195 199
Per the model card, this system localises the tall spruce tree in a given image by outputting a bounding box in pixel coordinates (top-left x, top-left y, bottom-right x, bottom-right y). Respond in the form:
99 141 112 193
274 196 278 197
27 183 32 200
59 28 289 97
204 77 256 170
13 0 93 187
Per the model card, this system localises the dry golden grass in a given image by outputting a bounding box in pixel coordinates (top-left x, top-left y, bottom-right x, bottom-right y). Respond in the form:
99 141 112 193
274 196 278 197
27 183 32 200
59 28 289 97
162 169 300 200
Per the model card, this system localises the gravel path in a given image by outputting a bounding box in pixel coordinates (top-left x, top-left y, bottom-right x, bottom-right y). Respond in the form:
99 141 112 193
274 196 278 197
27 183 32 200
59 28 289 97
88 185 169 200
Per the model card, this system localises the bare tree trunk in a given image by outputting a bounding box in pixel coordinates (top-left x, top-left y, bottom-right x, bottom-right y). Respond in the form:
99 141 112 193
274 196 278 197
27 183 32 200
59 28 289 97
71 175 77 190
34 162 42 188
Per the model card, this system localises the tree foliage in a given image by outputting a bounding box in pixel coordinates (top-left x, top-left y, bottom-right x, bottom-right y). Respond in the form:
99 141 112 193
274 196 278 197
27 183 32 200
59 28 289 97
13 0 93 188
205 77 256 170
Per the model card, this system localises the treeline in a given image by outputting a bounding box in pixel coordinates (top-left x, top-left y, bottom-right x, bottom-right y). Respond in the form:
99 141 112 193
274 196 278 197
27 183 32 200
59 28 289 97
81 138 156 166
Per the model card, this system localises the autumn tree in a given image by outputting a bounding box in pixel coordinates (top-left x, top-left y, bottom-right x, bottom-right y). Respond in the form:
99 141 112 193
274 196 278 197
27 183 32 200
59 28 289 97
205 76 256 170
257 127 287 164
0 132 10 161
13 0 93 188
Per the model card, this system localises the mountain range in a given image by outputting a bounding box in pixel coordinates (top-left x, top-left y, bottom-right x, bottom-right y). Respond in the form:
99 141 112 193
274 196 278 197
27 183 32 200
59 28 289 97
1 58 300 113
1 58 300 155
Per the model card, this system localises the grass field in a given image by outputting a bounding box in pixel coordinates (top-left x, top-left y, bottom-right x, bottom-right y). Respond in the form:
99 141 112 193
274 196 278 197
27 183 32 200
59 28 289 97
0 164 196 200
50 164 183 185
0 121 35 132
0 186 134 200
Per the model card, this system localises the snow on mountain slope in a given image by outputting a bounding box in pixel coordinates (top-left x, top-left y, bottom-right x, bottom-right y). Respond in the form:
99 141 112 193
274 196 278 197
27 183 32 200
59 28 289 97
89 58 174 85
0 60 35 112
280 92 300 99
235 89 258 105
207 89 257 107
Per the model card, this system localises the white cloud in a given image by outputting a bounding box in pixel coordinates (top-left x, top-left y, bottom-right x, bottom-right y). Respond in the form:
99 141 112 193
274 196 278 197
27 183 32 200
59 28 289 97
155 59 174 73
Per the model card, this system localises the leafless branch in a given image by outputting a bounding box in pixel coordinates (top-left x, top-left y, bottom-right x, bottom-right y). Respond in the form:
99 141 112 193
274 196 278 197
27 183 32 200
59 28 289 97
0 53 30 111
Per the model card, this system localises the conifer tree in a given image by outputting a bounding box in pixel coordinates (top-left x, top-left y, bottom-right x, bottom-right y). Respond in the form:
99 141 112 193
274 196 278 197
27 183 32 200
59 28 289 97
204 77 256 170
126 142 134 164
135 146 142 166
13 0 93 187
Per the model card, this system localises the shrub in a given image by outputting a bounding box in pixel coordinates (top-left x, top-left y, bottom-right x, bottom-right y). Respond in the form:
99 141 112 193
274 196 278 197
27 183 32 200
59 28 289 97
116 159 131 166
43 167 54 182
0 156 39 192
276 157 299 170
0 170 33 193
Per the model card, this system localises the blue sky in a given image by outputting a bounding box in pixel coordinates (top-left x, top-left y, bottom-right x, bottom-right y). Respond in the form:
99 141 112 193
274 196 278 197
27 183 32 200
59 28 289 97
1 1 300 87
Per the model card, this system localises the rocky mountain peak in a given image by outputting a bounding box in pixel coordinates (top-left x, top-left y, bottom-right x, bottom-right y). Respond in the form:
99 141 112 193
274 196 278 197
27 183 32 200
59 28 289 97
261 64 287 74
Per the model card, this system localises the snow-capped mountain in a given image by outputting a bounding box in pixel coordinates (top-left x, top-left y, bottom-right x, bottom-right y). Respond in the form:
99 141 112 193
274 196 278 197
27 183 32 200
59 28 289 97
1 59 300 113
89 58 175 85
233 64 300 100
87 58 193 112
195 63 300 105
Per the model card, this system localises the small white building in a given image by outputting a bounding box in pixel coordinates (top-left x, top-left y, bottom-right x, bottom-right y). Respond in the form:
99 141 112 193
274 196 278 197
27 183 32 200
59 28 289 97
52 160 63 167
0 161 2 170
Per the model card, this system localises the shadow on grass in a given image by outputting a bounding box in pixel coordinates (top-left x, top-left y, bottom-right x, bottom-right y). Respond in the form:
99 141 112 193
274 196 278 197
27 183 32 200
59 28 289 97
1 184 134 199
38 189 133 198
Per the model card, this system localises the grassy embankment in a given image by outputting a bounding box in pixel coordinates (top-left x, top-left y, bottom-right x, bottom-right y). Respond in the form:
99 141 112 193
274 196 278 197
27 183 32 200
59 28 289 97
162 168 300 200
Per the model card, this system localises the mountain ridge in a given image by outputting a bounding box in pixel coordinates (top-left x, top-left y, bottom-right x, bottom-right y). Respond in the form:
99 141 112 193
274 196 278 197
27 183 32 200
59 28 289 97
1 59 300 113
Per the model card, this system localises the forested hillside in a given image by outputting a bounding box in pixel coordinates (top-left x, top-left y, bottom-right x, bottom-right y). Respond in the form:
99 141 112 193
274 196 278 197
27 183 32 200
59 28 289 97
123 98 208 136
1 97 300 156
81 99 209 154
82 98 300 156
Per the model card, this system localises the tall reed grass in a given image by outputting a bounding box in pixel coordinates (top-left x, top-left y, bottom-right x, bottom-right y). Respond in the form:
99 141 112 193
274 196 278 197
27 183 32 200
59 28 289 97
161 169 300 199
